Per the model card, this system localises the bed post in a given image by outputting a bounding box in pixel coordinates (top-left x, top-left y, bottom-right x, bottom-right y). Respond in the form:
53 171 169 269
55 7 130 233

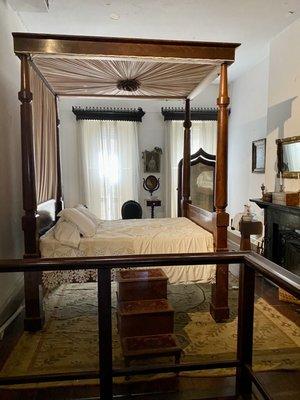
210 63 230 322
55 95 63 218
182 98 191 217
18 54 44 331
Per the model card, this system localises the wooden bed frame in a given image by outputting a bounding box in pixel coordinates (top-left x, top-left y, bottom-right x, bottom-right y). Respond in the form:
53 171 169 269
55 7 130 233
12 33 239 331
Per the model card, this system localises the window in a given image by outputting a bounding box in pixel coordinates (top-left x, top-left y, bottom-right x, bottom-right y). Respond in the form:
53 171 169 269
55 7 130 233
79 120 139 219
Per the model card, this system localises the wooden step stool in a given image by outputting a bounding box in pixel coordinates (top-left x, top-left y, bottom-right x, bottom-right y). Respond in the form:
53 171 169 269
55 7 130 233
122 333 181 368
117 298 174 338
116 268 168 302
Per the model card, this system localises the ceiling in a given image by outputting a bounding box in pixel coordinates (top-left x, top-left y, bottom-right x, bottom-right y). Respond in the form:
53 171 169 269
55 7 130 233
10 0 300 81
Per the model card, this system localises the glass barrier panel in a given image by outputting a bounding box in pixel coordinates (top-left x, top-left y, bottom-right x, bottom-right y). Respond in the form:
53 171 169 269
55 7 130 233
252 272 300 399
111 264 239 398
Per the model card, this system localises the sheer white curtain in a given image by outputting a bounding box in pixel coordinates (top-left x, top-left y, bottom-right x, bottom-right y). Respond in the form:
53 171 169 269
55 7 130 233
165 120 217 217
78 120 139 219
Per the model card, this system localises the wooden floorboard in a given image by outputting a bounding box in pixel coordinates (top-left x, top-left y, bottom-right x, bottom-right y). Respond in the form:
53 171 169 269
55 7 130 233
253 370 300 400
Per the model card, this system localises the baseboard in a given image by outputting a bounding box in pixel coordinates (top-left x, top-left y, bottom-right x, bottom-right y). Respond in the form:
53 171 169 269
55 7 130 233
0 276 24 369
0 309 24 370
0 274 24 328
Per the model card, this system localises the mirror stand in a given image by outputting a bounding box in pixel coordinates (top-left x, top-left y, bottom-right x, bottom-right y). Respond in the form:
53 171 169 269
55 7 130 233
143 175 160 196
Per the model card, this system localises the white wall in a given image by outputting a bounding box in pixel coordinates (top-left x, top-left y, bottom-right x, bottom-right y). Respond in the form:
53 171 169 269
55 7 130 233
228 17 300 223
59 85 219 218
265 18 300 193
228 56 269 221
228 17 300 243
0 1 25 325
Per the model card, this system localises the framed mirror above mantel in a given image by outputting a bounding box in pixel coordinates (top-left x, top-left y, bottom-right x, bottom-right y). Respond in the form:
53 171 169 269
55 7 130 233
276 135 300 179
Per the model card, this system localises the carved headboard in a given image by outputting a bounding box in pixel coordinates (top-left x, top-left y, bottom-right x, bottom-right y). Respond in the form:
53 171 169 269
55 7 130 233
177 148 216 217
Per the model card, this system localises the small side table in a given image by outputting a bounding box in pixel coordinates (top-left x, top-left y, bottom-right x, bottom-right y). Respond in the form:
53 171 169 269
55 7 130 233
239 220 263 250
146 199 161 218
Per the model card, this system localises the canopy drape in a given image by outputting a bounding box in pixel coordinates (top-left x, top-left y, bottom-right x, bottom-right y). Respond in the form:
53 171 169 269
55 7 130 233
30 68 57 204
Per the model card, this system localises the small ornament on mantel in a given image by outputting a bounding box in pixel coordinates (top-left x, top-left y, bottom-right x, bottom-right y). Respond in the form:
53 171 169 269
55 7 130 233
279 172 284 193
261 183 272 202
273 191 299 206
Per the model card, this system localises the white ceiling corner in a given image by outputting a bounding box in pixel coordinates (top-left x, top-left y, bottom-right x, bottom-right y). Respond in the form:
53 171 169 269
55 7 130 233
8 0 49 13
12 0 300 81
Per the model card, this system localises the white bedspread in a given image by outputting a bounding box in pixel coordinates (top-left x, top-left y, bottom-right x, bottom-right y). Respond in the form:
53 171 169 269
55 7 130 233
40 217 215 289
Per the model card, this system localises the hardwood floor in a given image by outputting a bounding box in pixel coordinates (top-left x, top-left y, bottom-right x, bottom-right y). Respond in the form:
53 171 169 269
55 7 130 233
255 370 300 400
0 276 299 400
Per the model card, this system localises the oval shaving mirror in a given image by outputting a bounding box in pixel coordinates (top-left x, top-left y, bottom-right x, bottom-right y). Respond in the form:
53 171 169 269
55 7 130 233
143 175 160 196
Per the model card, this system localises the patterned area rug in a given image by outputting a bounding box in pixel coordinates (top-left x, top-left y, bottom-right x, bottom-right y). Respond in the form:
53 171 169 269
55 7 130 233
1 281 299 382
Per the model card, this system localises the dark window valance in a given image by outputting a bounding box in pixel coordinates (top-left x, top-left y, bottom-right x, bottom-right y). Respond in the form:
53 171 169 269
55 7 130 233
72 107 145 121
161 107 218 121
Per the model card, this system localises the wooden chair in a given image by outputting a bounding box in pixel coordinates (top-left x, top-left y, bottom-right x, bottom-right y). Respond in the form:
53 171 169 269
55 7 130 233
121 200 143 219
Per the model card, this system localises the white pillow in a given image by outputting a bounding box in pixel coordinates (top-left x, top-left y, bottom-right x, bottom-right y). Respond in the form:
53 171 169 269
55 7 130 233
54 220 81 249
58 208 96 237
75 204 99 225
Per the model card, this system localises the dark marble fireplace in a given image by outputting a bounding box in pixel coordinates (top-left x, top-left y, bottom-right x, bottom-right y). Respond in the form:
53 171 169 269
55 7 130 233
250 199 300 275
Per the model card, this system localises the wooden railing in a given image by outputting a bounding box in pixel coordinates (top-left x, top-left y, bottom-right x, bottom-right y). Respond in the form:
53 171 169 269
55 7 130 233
0 251 299 399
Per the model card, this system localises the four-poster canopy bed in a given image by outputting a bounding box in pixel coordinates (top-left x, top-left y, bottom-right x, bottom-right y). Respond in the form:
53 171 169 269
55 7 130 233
12 32 239 331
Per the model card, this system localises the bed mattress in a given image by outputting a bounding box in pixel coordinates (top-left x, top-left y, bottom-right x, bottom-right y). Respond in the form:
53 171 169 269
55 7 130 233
40 217 215 288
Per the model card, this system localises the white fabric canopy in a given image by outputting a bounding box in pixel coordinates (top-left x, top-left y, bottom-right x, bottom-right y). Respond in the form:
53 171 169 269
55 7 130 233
33 57 216 98
165 120 217 217
78 120 139 219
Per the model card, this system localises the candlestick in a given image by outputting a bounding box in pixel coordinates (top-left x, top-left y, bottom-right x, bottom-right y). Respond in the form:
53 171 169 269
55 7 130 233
261 183 265 199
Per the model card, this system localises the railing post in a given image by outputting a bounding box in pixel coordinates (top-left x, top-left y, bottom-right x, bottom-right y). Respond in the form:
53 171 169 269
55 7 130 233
182 98 191 217
98 267 113 399
236 262 255 398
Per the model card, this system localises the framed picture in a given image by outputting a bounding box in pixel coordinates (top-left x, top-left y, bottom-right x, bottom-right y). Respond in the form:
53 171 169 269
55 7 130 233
252 139 266 173
142 147 162 173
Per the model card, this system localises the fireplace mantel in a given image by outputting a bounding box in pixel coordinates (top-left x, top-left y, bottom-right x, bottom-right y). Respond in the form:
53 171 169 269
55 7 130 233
250 198 300 275
250 198 300 215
